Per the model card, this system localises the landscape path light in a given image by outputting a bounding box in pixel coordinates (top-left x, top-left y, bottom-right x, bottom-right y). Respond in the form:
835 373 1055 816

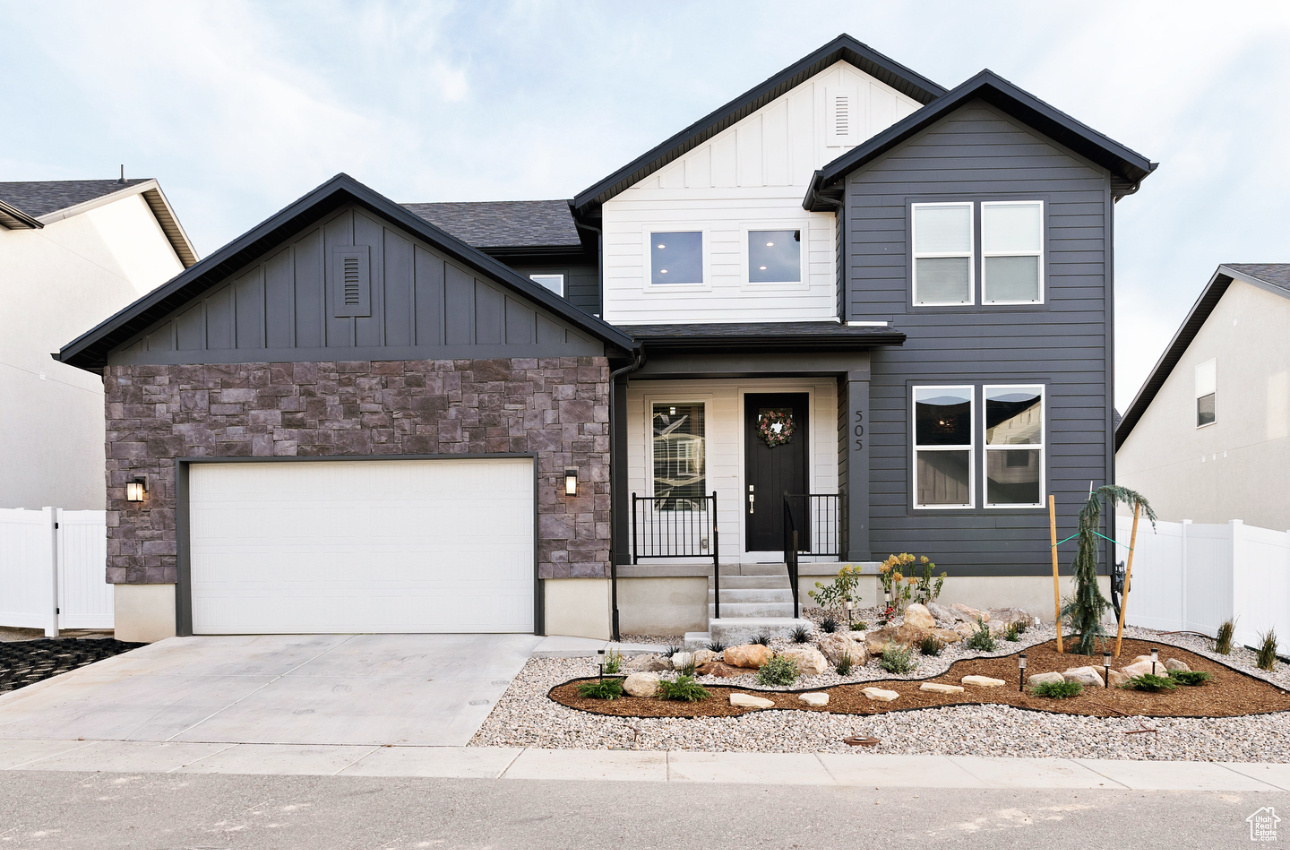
1018 652 1027 692
1150 647 1159 676
1103 651 1112 688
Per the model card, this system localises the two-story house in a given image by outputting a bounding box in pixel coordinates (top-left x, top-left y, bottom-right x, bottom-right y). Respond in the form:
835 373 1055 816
56 36 1154 642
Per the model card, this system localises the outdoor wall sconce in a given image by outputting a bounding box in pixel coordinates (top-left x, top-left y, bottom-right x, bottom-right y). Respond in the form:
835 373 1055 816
1017 653 1026 692
1103 651 1112 688
125 477 147 503
564 468 578 497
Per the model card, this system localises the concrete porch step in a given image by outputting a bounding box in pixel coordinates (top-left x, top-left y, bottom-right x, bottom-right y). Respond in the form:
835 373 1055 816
684 617 815 649
717 563 792 577
710 575 791 591
707 588 794 604
708 602 797 619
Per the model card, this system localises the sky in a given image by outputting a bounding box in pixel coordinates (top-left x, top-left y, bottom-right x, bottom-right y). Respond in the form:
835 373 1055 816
3 0 1288 409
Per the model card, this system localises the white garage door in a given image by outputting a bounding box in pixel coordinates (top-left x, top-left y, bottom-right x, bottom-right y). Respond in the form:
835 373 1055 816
188 458 534 634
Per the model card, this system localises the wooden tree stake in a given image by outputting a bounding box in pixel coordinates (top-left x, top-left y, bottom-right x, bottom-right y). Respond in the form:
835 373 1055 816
1114 502 1141 658
1049 494 1063 653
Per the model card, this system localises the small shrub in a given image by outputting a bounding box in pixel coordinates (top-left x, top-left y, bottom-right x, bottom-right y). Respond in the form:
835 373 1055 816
662 644 681 658
707 640 726 653
919 634 943 656
1121 673 1178 693
656 675 710 702
751 633 771 647
851 621 868 631
820 616 841 634
1012 619 1028 635
601 646 624 675
1031 680 1083 699
1003 621 1021 643
1257 630 1279 671
834 653 853 676
808 564 862 616
965 618 997 652
756 654 800 686
577 678 624 700
790 625 812 644
1168 670 1214 686
1214 620 1235 655
678 658 697 677
879 643 917 674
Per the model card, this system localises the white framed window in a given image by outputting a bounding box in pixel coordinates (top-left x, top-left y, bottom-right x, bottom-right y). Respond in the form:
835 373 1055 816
650 401 707 510
529 274 564 296
912 385 974 508
745 227 804 285
982 201 1043 304
983 385 1045 507
650 231 704 285
1196 359 1216 427
912 203 974 306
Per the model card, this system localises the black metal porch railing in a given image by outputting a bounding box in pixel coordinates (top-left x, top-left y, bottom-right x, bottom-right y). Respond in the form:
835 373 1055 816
631 491 720 619
783 493 846 618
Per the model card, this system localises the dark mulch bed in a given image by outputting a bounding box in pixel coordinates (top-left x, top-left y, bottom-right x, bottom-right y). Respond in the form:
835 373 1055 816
0 638 143 695
551 638 1290 719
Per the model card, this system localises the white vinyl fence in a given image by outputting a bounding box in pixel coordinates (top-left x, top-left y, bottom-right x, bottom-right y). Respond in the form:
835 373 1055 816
1117 516 1290 649
0 508 112 635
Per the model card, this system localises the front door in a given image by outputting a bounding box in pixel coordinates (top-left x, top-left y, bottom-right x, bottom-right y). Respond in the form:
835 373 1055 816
744 393 809 552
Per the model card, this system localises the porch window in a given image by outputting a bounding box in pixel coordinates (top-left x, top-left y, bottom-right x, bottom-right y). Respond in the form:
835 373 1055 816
1196 359 1216 427
912 203 973 305
652 402 706 509
984 385 1044 507
747 229 801 283
982 201 1043 304
651 232 703 284
913 386 973 508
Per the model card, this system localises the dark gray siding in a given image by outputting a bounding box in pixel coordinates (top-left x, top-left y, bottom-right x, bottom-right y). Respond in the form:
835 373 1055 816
110 205 602 365
505 257 601 316
845 100 1113 575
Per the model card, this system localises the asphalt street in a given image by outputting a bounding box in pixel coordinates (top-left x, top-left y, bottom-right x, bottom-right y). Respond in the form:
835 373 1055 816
0 771 1284 849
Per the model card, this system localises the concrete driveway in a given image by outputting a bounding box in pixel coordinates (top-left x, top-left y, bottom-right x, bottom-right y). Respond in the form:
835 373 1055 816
0 634 540 747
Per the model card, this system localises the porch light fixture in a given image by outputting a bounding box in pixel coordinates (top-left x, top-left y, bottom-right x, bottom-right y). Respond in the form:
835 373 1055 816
125 477 146 503
1103 651 1112 688
1150 647 1159 676
564 468 578 497
1017 653 1027 692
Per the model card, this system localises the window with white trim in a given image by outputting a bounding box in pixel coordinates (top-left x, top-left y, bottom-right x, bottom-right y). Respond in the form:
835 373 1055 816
982 201 1043 304
652 402 706 510
747 229 801 283
913 386 973 508
912 203 974 305
651 231 703 284
984 385 1044 507
1196 359 1216 427
529 274 564 296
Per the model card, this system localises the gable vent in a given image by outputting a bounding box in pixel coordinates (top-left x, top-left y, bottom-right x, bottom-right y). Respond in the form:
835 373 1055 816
331 246 371 318
826 86 860 147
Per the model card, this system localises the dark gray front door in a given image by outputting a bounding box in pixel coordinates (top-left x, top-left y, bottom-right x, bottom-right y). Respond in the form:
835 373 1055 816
744 393 809 551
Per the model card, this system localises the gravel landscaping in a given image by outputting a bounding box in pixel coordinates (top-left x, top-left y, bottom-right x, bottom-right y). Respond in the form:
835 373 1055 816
0 637 143 694
472 620 1290 762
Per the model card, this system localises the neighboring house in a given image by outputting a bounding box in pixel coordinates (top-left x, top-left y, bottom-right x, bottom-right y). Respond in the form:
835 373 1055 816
1 179 196 510
1116 264 1290 529
57 35 1155 642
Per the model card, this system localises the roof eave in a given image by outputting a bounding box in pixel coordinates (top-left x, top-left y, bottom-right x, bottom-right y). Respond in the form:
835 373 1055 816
636 332 907 353
0 200 44 230
33 179 200 268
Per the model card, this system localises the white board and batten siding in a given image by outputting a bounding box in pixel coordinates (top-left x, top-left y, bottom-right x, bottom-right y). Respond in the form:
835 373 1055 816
602 61 923 326
627 379 839 561
188 459 535 634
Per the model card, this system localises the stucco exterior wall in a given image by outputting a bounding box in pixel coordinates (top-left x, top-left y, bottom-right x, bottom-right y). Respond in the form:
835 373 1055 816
1117 282 1290 529
104 356 611 585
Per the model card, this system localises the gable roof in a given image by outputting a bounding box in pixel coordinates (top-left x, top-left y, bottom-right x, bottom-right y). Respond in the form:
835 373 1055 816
0 178 199 267
804 69 1158 209
1115 264 1290 450
57 173 636 372
571 34 945 216
403 199 582 253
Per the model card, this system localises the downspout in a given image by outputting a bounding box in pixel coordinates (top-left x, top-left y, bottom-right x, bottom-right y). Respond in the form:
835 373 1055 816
607 347 645 641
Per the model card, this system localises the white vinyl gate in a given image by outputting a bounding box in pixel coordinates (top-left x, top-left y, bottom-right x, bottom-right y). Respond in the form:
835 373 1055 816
0 508 113 634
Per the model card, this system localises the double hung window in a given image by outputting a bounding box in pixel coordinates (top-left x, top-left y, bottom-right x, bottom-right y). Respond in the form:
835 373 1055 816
983 385 1045 507
913 386 974 507
912 200 1044 306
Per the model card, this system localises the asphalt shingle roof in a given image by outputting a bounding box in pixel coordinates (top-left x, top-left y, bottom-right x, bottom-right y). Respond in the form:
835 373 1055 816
402 199 582 250
0 179 152 218
1223 264 1290 293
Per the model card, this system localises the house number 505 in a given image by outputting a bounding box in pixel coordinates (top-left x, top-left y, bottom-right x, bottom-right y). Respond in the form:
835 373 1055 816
854 409 864 450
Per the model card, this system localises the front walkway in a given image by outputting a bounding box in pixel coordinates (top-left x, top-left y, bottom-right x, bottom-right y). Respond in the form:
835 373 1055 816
0 739 1287 790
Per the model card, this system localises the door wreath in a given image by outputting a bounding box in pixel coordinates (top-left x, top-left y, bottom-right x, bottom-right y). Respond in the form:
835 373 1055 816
757 409 795 447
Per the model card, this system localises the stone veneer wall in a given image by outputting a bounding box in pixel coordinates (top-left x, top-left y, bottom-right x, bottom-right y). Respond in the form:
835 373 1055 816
103 357 610 584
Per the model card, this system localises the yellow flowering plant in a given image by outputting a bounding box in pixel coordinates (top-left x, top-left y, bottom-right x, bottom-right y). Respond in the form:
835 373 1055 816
879 553 946 609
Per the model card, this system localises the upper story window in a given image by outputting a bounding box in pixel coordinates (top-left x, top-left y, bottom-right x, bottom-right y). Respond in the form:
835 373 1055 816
1196 358 1216 427
912 200 1044 307
748 229 801 283
529 274 564 296
651 231 703 284
912 203 974 306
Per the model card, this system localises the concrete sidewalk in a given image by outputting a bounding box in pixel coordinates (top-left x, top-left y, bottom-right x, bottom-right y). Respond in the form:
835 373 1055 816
2 738 1288 791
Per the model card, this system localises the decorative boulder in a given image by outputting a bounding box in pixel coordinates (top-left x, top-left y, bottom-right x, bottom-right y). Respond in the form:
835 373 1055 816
730 693 775 709
902 603 937 631
798 692 829 707
692 649 719 666
989 607 1032 626
779 646 828 676
671 652 694 670
697 662 741 678
623 672 660 698
949 603 989 623
926 602 956 625
920 682 964 694
1107 668 1130 687
1121 661 1156 678
817 633 869 666
1027 671 1065 687
865 627 903 655
951 621 979 640
626 655 670 673
862 687 900 702
1062 667 1105 688
932 628 964 644
1165 658 1191 673
962 675 1006 688
725 644 773 669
